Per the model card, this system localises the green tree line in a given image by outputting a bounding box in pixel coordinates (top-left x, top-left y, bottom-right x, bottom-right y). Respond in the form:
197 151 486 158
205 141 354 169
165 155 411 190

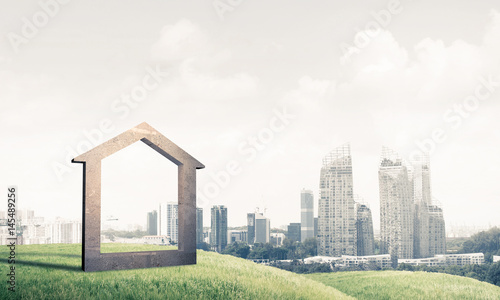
458 227 500 262
221 238 317 260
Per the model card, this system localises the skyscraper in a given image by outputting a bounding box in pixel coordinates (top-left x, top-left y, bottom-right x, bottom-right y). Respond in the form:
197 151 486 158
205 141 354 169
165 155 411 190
158 202 178 243
412 154 446 257
356 202 375 256
211 205 227 252
318 143 357 256
147 210 158 235
379 147 414 261
301 189 314 242
196 207 203 246
254 213 270 243
413 155 431 258
247 213 255 245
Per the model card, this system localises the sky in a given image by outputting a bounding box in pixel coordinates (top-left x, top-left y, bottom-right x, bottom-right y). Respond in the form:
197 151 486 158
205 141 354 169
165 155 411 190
1 0 499 231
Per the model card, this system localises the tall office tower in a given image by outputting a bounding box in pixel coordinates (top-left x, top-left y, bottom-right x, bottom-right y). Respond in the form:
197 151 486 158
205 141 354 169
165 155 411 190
412 155 430 258
412 155 432 205
356 202 375 256
196 208 203 246
301 189 314 242
147 210 158 235
379 147 414 261
158 202 178 243
210 205 227 252
318 143 357 256
254 213 270 243
287 222 301 242
247 213 256 245
412 154 446 257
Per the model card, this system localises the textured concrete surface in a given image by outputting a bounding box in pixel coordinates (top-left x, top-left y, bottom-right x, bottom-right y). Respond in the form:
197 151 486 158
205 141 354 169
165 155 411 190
72 122 204 272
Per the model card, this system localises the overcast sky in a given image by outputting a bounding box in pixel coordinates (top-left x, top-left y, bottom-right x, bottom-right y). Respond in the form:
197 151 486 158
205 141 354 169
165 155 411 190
1 0 499 231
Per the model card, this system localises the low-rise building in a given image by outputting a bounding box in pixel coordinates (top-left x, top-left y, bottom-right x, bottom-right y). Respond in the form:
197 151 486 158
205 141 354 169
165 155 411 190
228 230 247 244
270 233 286 246
399 256 446 267
399 253 484 266
444 253 484 266
304 254 392 269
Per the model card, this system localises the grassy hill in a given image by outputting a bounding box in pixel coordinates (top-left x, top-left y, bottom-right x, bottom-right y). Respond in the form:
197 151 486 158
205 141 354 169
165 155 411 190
306 270 500 300
2 244 500 299
0 244 351 299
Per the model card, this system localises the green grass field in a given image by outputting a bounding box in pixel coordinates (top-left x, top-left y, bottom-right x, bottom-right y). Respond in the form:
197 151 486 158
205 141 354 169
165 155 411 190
0 243 351 300
306 270 500 300
2 244 500 299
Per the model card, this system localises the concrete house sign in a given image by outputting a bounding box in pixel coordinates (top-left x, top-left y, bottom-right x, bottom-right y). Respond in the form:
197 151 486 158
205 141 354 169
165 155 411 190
72 122 205 272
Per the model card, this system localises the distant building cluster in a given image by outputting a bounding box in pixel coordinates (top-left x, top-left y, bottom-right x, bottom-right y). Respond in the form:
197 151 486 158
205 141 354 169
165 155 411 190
317 144 446 262
0 209 81 245
379 147 446 260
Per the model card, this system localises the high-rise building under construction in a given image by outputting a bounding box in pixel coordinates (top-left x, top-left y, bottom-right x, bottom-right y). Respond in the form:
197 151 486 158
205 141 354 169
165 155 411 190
318 143 357 256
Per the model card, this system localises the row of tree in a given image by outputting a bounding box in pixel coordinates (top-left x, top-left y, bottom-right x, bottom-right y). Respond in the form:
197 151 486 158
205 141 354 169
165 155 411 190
102 229 146 240
221 238 318 260
458 227 500 262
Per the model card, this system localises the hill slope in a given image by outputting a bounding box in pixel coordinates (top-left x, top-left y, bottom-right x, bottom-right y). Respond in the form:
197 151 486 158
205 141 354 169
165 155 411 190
0 244 351 299
306 270 500 300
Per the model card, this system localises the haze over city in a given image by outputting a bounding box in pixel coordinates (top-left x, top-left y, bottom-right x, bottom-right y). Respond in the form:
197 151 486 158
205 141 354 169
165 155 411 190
1 1 499 231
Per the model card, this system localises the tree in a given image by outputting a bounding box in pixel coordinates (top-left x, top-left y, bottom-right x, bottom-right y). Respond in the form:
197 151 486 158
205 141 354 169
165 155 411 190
367 261 381 271
459 227 500 262
487 262 500 286
197 242 210 251
269 247 288 260
300 238 318 257
397 263 414 271
222 242 250 258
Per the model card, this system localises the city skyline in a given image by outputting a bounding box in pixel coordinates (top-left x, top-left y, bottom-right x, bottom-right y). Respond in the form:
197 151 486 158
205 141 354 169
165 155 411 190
2 1 500 231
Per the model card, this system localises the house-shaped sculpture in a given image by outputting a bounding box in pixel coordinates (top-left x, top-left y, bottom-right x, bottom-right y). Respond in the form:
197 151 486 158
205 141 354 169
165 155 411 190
72 122 204 272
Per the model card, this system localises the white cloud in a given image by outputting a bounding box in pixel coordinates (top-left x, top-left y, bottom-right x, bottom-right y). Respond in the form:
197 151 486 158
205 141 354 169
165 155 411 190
341 10 500 105
150 19 260 102
150 19 209 63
